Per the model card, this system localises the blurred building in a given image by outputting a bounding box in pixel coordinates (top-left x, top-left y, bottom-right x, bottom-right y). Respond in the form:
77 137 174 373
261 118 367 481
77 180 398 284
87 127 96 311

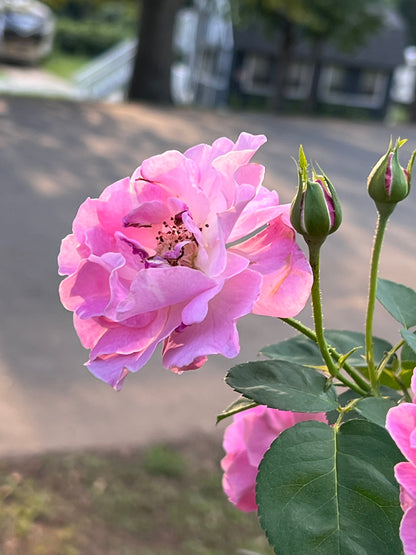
73 0 406 119
229 9 406 118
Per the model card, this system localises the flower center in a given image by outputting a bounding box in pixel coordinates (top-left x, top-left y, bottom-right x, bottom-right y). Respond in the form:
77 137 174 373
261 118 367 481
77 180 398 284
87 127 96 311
154 217 198 267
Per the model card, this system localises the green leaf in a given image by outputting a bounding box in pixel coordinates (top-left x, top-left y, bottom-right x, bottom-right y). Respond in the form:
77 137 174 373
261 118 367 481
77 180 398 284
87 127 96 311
377 278 416 328
216 396 257 424
260 335 324 367
262 330 392 369
257 420 404 555
401 327 416 353
355 397 397 427
324 330 393 368
326 389 361 425
401 341 416 369
225 360 338 413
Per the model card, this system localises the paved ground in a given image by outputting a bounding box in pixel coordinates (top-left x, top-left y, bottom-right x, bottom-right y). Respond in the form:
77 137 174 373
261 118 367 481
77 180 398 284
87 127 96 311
0 63 76 98
1 95 416 457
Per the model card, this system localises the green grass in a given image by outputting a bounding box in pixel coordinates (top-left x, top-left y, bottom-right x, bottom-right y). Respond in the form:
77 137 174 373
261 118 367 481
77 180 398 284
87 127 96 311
41 50 91 80
0 435 273 554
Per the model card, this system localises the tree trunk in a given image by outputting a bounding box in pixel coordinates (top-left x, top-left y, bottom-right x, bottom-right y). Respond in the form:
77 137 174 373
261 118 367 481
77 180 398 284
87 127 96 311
127 0 183 103
303 38 324 114
270 18 295 113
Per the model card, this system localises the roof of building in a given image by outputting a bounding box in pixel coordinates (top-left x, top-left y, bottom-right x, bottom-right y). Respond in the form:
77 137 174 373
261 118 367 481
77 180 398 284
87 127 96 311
234 8 406 69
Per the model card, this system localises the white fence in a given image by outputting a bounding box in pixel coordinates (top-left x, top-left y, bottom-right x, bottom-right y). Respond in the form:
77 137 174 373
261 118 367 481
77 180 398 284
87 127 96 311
74 39 137 100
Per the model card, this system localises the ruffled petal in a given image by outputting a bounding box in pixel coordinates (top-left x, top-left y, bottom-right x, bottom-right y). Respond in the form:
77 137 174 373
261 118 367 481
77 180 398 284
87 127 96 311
386 403 416 465
58 234 82 275
59 253 125 318
400 505 416 555
395 462 416 502
162 269 262 370
230 214 312 317
117 266 217 319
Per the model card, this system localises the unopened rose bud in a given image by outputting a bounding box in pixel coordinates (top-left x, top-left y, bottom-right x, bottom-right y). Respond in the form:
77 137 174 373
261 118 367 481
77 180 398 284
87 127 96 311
367 138 416 215
290 146 342 247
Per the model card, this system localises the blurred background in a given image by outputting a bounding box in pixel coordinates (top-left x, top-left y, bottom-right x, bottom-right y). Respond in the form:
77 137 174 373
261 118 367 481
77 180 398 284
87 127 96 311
1 0 416 553
0 0 416 120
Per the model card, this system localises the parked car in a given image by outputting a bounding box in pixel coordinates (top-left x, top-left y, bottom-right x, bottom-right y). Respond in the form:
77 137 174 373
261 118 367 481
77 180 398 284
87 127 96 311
0 0 55 64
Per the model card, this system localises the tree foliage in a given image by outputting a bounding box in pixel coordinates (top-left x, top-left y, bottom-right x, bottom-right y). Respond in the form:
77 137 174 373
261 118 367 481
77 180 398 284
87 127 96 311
233 0 390 49
399 0 416 45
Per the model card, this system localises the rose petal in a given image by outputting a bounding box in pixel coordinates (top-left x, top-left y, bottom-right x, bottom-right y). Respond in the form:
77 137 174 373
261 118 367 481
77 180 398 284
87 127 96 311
163 269 261 370
117 266 217 319
400 505 416 555
395 461 416 502
231 214 312 317
386 403 416 465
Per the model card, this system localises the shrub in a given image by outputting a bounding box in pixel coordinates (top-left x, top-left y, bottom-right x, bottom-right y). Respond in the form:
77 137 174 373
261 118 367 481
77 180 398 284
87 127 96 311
54 17 132 56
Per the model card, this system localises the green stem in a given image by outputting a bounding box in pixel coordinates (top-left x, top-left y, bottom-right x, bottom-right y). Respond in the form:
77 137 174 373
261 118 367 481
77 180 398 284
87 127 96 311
394 376 412 402
281 317 370 393
375 339 404 381
280 318 316 342
308 243 366 395
365 212 390 394
375 338 412 400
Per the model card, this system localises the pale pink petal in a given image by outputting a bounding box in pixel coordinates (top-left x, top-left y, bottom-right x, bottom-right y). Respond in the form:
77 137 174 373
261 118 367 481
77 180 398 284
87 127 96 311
59 253 125 319
117 267 217 319
222 411 247 454
87 304 184 387
386 403 416 465
123 200 171 229
227 187 283 244
181 283 223 326
234 162 264 191
90 310 168 358
243 408 279 468
170 355 208 373
221 405 327 512
139 151 208 222
222 450 258 512
58 234 82 275
244 407 327 468
97 177 134 233
84 226 116 257
395 462 416 501
212 134 267 180
72 198 100 243
87 351 153 389
162 269 262 370
131 178 169 208
59 260 110 317
400 506 416 555
411 369 416 400
184 143 214 168
234 132 267 152
231 215 312 317
216 183 257 244
73 313 108 350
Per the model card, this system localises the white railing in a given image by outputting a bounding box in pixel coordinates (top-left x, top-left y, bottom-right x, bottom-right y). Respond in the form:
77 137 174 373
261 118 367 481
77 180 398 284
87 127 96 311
74 39 137 100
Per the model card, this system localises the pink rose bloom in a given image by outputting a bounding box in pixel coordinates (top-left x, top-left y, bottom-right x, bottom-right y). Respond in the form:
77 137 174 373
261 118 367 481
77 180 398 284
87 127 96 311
221 405 327 512
58 133 312 389
386 371 416 555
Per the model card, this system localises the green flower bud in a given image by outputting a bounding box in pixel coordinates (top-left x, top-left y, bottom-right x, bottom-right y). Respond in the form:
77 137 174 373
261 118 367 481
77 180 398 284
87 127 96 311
290 146 342 246
367 138 416 215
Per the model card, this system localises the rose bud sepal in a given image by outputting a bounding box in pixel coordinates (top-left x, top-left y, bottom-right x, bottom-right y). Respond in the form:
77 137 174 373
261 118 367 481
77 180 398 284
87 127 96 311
290 146 342 249
367 138 416 218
